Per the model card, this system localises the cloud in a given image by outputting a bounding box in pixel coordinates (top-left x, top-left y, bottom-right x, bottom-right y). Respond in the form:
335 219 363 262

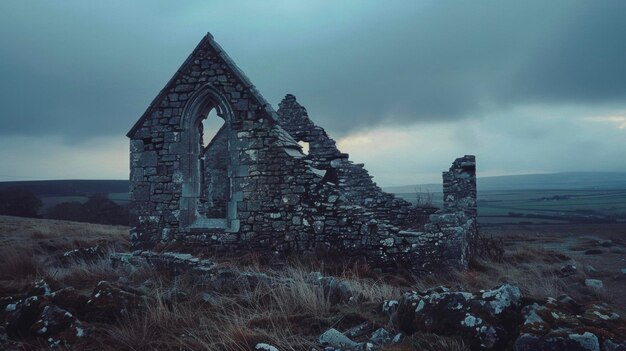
336 105 626 186
1 1 626 140
0 136 128 181
0 1 625 181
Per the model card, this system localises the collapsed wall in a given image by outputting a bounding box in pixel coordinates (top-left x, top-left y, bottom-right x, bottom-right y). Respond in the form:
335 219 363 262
277 94 412 226
126 33 478 273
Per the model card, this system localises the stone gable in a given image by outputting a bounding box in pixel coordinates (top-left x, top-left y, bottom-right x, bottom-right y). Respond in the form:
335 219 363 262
127 33 478 273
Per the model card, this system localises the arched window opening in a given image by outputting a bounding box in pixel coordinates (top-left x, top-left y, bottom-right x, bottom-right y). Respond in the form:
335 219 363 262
298 140 310 155
201 109 224 148
197 108 228 220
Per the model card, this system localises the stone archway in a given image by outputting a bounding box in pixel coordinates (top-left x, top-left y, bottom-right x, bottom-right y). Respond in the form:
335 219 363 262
178 84 236 230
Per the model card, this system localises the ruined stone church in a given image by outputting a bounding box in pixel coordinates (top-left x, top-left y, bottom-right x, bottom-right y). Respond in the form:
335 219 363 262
127 33 478 273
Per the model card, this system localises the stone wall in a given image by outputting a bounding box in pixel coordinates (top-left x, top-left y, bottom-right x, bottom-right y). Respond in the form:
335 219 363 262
127 33 479 274
277 95 412 227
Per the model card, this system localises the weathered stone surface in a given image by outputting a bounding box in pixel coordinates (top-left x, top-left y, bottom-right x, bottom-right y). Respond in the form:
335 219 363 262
3 280 90 348
369 327 392 345
255 343 279 351
585 279 604 289
126 33 479 274
514 296 626 351
396 284 522 350
319 328 360 349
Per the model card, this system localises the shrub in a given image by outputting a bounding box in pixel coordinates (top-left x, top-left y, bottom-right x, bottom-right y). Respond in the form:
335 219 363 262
0 187 42 218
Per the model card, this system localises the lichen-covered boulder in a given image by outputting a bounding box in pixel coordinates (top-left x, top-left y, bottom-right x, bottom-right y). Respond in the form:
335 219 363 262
30 305 76 336
369 327 392 346
26 279 55 297
3 281 91 348
5 295 46 338
396 284 522 350
319 328 361 349
514 295 626 351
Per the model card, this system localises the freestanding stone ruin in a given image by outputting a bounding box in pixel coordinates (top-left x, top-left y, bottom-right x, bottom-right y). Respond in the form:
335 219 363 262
127 33 478 273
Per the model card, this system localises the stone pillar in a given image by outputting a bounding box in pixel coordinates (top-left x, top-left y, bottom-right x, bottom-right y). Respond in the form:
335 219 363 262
443 155 477 216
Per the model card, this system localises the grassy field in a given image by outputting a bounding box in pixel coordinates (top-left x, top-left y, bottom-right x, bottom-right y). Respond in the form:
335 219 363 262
1 215 624 349
394 189 626 225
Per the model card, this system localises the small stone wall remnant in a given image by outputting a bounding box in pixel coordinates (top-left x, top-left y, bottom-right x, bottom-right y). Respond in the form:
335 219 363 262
126 33 479 274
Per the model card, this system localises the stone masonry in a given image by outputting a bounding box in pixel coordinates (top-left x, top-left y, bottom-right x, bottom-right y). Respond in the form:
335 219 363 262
127 33 478 273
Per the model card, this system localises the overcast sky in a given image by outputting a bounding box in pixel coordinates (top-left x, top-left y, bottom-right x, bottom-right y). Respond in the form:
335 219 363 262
1 0 625 185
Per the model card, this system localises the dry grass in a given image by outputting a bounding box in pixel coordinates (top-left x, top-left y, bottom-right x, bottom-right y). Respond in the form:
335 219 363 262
0 215 128 250
0 244 40 280
99 263 404 350
2 216 620 350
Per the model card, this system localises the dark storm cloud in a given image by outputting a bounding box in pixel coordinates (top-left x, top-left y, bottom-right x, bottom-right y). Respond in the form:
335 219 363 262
1 0 625 140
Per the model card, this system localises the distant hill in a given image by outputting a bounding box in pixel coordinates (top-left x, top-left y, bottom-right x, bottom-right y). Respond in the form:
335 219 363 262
0 180 129 197
383 172 626 194
2 172 626 199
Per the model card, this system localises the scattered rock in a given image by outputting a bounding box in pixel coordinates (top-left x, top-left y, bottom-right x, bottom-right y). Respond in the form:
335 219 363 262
255 343 279 351
514 296 626 351
26 279 54 297
585 279 604 289
319 276 353 304
382 300 399 316
396 284 522 350
319 328 360 349
392 332 404 344
307 272 353 304
559 264 578 277
515 331 599 351
345 321 373 339
369 328 392 346
5 295 46 338
30 305 76 337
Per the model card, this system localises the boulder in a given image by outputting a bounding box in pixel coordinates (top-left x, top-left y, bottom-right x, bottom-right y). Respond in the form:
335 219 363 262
30 305 76 336
559 264 577 277
26 279 54 297
308 272 354 304
369 328 392 346
5 295 47 338
585 279 604 289
396 284 522 350
514 295 626 351
345 321 373 339
255 343 279 351
319 328 360 349
382 300 399 316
